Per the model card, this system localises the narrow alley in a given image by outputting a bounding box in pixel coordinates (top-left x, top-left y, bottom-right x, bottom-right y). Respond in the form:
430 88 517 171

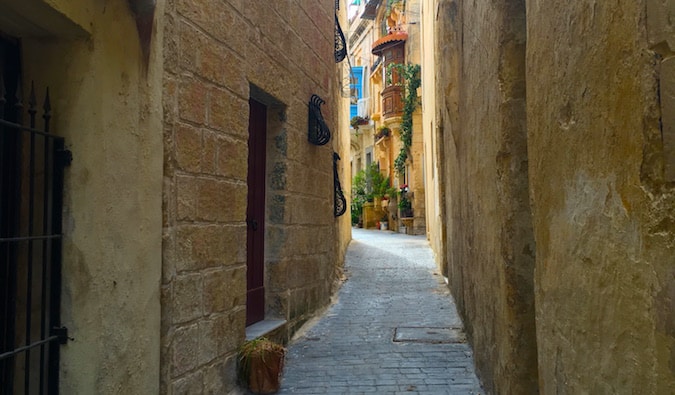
278 229 483 394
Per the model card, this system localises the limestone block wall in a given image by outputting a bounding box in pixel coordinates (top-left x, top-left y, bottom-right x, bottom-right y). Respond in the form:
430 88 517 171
527 0 675 392
10 0 165 393
410 110 426 235
421 0 445 268
435 0 538 393
161 0 343 392
336 4 353 305
434 0 675 392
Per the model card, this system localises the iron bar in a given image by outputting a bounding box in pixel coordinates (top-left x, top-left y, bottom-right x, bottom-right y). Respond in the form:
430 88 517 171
24 81 38 394
0 335 60 361
43 89 51 135
29 83 37 129
49 134 66 394
0 120 56 138
0 76 67 394
0 235 62 243
7 74 24 395
40 110 51 395
39 88 53 394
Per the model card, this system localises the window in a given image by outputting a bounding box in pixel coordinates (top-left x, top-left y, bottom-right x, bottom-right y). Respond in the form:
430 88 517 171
349 66 364 119
0 35 69 394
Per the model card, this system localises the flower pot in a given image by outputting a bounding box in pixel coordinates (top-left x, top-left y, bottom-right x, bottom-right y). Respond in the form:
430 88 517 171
238 339 286 394
380 221 388 231
247 350 284 394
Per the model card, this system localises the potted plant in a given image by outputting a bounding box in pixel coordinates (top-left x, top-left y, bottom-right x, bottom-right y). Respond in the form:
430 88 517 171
380 213 389 231
375 125 391 141
350 115 369 129
238 337 286 394
398 196 412 218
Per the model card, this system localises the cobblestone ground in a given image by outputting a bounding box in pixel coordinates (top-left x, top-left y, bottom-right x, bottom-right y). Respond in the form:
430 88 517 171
277 228 483 395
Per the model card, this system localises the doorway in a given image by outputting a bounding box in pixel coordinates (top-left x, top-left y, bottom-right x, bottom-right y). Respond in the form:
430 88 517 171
246 98 267 326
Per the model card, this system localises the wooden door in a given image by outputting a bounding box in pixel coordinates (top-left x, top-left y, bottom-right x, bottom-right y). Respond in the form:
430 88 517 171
246 99 267 326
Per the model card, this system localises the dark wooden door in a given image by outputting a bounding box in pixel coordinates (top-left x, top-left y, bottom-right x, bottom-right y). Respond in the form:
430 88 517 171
246 99 267 326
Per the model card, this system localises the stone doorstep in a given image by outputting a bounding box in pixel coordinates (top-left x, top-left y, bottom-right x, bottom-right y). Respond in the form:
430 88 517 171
393 327 467 344
245 319 287 341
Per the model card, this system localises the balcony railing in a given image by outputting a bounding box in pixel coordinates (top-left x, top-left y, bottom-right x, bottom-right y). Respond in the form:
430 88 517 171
382 85 404 119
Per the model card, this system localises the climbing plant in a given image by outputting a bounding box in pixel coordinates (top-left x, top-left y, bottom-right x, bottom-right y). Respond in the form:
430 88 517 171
386 63 421 175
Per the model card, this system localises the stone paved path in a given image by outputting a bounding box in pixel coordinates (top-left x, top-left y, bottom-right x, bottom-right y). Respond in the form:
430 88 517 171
277 228 483 394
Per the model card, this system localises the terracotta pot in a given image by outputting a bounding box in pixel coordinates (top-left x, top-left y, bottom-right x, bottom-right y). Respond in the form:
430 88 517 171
247 349 285 394
239 339 286 394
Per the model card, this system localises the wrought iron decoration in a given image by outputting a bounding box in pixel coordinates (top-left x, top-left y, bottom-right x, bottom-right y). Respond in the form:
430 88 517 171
333 152 347 217
335 15 347 63
308 94 331 145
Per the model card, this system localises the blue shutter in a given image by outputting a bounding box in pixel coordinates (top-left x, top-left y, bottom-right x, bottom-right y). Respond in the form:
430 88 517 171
350 66 364 119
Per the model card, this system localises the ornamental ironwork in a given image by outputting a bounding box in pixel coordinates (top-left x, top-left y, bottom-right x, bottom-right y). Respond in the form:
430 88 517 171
0 77 70 394
333 152 347 217
307 94 331 145
335 15 347 63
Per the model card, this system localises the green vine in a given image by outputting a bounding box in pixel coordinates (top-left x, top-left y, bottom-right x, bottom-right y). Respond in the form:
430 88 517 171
387 63 421 175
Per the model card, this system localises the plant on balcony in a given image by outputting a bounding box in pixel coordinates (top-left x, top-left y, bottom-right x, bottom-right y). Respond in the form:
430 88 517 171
386 63 421 175
350 115 369 129
375 125 391 140
398 196 412 218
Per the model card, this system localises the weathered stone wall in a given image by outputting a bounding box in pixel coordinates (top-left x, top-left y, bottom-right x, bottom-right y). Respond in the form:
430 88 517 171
435 0 538 393
527 0 675 392
336 4 353 305
433 0 675 392
162 0 343 392
9 0 165 392
405 0 427 235
421 0 445 268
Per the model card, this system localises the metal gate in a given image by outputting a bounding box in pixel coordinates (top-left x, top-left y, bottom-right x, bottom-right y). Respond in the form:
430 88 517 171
0 73 70 393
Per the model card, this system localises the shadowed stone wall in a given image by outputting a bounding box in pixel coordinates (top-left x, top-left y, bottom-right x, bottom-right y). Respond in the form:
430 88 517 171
433 0 675 392
5 0 164 392
161 1 345 392
528 0 675 392
434 0 538 393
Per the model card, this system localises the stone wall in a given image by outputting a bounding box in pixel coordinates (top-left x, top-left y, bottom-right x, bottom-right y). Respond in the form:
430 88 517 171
434 0 538 393
421 0 444 269
161 0 344 393
433 0 675 392
11 0 165 392
528 0 675 392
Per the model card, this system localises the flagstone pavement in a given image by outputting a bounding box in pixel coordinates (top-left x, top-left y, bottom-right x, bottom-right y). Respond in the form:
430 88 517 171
277 228 484 395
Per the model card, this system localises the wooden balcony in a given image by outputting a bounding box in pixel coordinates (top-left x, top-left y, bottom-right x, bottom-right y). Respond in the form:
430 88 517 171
382 85 404 119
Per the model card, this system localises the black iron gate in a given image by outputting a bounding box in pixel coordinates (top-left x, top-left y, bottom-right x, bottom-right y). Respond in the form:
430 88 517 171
0 38 70 394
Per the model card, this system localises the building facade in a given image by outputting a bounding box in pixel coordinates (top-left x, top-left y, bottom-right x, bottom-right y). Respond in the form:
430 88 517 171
348 0 426 235
0 0 349 393
424 0 675 393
